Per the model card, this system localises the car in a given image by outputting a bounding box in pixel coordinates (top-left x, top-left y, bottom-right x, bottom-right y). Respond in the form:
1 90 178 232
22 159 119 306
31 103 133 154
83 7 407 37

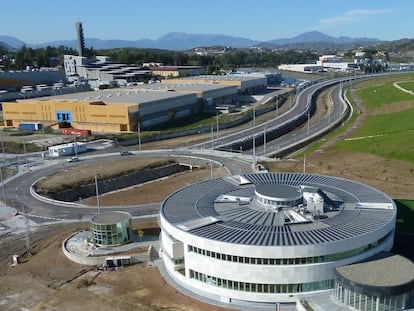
67 157 80 162
120 151 132 156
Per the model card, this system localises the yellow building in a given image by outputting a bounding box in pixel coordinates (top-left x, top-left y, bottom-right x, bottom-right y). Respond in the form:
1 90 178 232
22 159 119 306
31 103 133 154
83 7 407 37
2 88 197 133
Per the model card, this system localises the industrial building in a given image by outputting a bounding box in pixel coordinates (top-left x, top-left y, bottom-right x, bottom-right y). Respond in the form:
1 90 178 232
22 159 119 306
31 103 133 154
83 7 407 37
278 64 324 73
164 74 268 94
134 82 238 107
147 65 206 78
2 79 243 132
64 54 153 86
159 172 398 306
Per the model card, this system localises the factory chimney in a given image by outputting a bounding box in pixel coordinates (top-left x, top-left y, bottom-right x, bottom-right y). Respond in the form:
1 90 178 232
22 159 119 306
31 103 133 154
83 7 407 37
75 22 86 57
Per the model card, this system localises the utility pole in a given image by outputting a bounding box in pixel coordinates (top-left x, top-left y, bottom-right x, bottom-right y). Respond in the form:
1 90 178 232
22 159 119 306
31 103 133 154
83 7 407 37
137 122 142 151
95 174 100 214
74 135 78 157
21 205 32 256
0 133 6 206
211 123 214 149
216 112 219 139
23 140 29 171
253 105 256 127
252 135 256 169
303 153 306 174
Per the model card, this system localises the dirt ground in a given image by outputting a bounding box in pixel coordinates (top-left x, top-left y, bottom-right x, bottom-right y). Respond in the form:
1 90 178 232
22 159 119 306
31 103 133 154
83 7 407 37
0 223 227 311
1 85 414 310
0 164 230 311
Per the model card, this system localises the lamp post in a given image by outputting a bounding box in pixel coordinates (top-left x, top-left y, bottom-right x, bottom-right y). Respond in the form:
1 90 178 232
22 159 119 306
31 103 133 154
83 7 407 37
0 132 6 206
94 174 100 214
207 163 213 179
73 135 78 157
137 122 141 151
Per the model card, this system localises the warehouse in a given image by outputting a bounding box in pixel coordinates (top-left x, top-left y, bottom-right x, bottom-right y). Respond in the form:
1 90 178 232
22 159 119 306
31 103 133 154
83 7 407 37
164 74 267 94
135 82 238 107
2 78 243 133
2 88 198 132
159 172 397 305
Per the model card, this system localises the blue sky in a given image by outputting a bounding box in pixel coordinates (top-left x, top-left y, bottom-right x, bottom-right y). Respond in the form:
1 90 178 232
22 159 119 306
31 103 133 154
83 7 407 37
2 0 414 44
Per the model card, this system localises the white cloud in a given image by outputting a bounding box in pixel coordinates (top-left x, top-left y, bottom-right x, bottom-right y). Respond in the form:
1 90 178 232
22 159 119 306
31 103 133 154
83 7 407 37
316 8 396 29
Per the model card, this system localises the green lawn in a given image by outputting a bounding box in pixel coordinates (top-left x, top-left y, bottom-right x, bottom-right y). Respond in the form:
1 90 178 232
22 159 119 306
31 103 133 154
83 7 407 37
333 108 414 162
397 80 414 92
356 83 414 109
395 199 414 233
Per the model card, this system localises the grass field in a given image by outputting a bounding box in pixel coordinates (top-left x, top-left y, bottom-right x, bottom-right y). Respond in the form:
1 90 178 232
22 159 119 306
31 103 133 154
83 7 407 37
397 80 414 92
338 75 414 232
333 108 414 162
356 82 414 108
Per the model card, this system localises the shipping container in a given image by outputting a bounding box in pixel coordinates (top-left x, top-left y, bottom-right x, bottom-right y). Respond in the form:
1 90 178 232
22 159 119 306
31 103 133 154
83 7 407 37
61 128 92 136
19 122 43 131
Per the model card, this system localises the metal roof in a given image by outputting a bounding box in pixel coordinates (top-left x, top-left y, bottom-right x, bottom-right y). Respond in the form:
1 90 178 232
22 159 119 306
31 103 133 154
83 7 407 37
160 172 396 246
91 211 131 225
335 253 414 296
43 89 195 105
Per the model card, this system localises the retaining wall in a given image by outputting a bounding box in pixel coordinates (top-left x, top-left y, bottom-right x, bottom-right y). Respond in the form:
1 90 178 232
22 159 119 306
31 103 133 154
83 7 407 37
36 163 187 202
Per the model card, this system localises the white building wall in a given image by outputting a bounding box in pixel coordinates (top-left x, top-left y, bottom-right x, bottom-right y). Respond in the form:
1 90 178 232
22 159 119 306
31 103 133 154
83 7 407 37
159 208 395 304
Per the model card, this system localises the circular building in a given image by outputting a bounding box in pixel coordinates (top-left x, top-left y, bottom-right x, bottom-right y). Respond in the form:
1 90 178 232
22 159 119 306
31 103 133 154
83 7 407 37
91 211 132 246
334 253 414 311
159 173 396 305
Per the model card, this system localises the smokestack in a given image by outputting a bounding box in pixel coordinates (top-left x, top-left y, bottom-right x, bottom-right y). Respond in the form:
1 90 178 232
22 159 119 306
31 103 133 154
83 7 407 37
75 22 85 57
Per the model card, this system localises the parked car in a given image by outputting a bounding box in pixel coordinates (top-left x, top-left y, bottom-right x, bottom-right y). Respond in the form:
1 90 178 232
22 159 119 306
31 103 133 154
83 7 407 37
67 157 80 162
120 151 132 156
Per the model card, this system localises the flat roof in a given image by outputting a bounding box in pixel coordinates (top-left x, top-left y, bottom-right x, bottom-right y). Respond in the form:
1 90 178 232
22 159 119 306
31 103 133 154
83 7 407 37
28 89 195 105
335 253 414 296
171 74 267 82
161 173 396 246
91 211 131 225
135 82 237 92
336 253 414 287
255 184 302 200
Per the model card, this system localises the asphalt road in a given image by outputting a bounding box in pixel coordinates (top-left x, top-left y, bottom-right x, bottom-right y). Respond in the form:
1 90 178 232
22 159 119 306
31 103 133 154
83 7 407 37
5 150 254 222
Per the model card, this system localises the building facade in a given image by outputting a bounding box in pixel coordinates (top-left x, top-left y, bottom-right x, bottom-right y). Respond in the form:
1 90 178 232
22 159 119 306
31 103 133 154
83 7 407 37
2 88 198 132
91 211 132 246
159 172 396 305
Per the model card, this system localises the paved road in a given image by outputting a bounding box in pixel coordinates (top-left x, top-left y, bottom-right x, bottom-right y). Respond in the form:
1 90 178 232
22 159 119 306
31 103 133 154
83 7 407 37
3 149 254 223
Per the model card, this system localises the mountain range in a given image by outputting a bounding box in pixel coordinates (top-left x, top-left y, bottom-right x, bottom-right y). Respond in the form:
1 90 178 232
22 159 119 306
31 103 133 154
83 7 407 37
0 31 381 51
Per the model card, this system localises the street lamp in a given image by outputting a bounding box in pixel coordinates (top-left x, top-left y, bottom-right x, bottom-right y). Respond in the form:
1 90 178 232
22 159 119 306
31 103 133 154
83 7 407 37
207 163 213 179
137 121 142 151
94 173 100 214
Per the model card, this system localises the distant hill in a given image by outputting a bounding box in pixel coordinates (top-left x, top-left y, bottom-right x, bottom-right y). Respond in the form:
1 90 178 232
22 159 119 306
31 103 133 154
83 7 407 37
265 31 379 45
0 35 24 50
0 31 382 51
30 32 260 50
0 41 14 51
256 31 381 51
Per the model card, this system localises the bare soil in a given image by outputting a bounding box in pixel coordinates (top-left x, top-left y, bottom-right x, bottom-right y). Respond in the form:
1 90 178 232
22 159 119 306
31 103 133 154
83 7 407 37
0 223 226 311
